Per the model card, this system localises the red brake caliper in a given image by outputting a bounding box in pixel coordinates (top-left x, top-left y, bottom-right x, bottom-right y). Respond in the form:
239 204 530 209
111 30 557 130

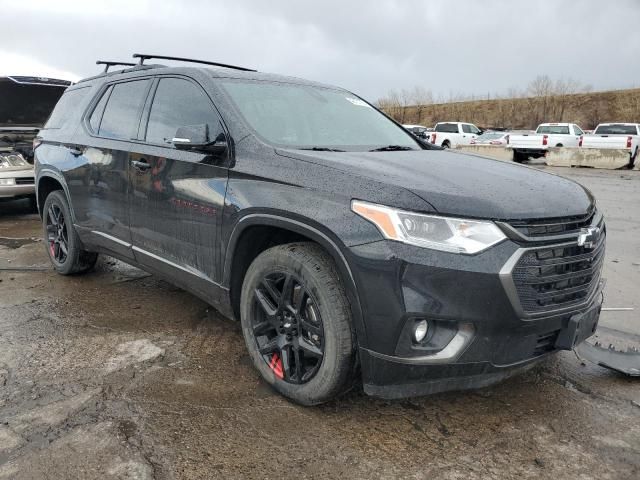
269 353 284 379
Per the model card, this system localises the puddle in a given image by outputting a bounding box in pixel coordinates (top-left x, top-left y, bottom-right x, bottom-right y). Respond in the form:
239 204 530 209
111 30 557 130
0 237 39 249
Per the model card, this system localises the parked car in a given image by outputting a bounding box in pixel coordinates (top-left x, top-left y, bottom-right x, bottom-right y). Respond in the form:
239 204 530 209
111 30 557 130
0 76 71 207
581 123 640 162
429 122 483 148
35 54 605 405
471 131 510 146
402 124 429 140
509 123 584 161
0 149 36 204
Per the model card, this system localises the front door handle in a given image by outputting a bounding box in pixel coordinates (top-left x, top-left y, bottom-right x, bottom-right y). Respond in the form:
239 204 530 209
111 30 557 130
131 159 151 172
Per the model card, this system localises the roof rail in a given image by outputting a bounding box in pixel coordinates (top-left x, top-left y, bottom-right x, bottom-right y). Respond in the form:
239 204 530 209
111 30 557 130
132 53 256 72
96 60 137 73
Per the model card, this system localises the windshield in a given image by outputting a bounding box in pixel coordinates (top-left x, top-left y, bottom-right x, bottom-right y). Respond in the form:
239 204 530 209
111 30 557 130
220 80 419 151
594 124 638 135
537 125 570 135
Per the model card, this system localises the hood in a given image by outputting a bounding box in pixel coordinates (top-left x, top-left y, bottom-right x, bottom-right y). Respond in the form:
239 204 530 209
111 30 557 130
277 149 594 220
0 76 71 128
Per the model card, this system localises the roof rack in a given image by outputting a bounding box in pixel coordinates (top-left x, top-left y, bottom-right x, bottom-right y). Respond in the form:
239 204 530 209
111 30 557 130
132 53 256 72
96 60 138 73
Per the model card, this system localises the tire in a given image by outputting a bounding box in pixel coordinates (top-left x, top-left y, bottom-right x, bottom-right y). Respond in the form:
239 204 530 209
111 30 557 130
240 242 355 405
556 144 563 148
442 141 450 149
42 190 98 275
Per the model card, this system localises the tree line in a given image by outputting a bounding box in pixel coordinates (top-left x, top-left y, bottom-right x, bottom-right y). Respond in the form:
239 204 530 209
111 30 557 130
376 75 640 130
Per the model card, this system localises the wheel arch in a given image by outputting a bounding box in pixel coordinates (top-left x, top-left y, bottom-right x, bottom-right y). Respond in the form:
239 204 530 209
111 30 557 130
36 170 74 220
223 213 368 348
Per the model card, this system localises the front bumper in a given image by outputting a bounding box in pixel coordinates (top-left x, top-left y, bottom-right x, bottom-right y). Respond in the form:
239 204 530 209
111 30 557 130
0 168 35 199
347 238 604 399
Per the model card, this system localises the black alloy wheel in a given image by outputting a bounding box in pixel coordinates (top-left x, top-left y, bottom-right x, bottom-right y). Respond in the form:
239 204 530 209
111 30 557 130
46 203 69 264
251 272 325 384
42 190 98 275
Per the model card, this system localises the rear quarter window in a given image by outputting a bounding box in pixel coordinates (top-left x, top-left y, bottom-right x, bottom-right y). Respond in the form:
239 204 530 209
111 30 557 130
44 87 90 129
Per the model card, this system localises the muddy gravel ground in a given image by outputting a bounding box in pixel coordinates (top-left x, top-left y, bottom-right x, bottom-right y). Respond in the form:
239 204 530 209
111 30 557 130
0 167 639 480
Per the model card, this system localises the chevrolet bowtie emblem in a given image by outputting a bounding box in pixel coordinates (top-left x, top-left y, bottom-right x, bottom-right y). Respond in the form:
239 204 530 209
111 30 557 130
577 226 600 249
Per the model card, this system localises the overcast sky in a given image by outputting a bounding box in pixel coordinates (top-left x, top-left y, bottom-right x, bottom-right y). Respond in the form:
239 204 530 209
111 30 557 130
1 0 639 101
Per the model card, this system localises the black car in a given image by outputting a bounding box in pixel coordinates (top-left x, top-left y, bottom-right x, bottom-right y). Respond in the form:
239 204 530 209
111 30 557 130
34 55 605 405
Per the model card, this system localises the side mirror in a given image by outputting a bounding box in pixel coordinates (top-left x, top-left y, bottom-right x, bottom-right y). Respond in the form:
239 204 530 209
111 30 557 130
172 124 227 154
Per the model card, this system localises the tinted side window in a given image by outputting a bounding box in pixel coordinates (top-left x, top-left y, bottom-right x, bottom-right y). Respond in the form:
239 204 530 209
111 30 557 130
89 86 112 133
146 78 222 145
435 123 459 133
99 80 150 140
461 124 472 133
573 125 584 136
44 87 90 129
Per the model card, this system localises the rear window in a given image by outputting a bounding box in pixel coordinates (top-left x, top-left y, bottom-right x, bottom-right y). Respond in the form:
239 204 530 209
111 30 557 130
98 80 150 140
44 87 89 129
435 123 459 133
537 125 570 135
594 124 638 135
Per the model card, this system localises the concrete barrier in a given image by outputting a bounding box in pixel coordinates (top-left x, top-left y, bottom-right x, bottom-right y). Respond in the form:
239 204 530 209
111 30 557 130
455 145 514 162
545 147 631 169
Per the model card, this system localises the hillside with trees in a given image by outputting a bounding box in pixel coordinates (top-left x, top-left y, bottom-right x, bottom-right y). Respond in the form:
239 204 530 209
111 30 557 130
377 75 640 130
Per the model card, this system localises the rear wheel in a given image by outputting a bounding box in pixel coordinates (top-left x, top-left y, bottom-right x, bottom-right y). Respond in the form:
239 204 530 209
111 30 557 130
42 190 98 275
442 141 450 149
240 243 355 405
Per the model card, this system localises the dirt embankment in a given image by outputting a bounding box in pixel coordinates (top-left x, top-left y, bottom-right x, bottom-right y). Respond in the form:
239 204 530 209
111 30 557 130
384 88 640 130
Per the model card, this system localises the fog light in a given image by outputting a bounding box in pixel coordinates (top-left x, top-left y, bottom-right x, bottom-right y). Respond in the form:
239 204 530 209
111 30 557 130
413 319 428 343
0 178 16 186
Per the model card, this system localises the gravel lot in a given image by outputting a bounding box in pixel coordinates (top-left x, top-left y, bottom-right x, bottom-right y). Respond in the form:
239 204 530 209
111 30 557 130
0 166 639 479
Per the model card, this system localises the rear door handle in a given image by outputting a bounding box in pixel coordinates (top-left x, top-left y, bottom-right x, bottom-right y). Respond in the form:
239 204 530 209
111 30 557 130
131 159 151 171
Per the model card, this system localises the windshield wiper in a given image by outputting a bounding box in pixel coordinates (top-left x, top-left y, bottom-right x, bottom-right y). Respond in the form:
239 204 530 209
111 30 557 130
299 147 346 152
369 145 415 152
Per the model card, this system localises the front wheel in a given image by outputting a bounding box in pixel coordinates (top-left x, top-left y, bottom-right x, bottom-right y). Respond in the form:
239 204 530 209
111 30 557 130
240 243 356 405
442 141 450 149
42 190 98 275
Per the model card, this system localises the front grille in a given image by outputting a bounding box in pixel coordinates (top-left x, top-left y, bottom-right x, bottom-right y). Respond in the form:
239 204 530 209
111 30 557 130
512 231 605 314
15 177 35 185
509 209 595 238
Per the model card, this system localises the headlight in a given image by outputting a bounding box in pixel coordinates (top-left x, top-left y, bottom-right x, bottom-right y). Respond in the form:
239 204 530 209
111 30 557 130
351 200 506 254
0 178 16 186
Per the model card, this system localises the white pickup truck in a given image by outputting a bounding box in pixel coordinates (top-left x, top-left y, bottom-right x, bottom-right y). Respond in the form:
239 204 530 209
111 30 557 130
581 123 640 162
509 123 584 160
429 122 482 149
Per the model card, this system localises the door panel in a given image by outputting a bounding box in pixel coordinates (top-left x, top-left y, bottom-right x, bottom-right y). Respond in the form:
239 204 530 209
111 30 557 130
128 146 227 284
69 79 152 258
128 76 229 288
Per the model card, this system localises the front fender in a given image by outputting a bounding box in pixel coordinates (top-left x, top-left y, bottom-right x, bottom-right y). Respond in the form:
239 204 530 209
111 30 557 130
223 212 368 349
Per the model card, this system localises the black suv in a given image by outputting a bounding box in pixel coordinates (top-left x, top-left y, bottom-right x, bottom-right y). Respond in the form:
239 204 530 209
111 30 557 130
35 55 605 405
